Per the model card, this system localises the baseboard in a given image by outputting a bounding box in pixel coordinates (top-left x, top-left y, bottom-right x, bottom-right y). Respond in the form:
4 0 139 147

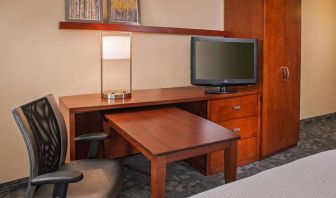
300 112 336 126
0 177 28 194
260 143 297 160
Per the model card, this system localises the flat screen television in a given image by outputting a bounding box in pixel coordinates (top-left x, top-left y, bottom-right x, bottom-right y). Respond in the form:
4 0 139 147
191 36 257 94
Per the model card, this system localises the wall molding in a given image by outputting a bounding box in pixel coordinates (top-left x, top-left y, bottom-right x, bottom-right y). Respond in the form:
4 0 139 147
0 177 28 194
300 112 336 126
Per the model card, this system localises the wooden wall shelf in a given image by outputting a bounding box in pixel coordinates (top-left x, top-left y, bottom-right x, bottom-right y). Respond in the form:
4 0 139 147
59 22 229 36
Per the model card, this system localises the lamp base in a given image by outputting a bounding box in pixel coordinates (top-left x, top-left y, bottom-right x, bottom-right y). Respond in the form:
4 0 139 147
102 90 131 99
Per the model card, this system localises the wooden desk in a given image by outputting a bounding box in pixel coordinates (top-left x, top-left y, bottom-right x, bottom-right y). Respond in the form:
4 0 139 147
105 107 239 198
59 86 261 175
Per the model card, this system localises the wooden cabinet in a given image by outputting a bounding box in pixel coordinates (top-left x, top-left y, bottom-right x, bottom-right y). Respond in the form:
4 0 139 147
206 93 260 174
225 0 301 158
262 0 301 156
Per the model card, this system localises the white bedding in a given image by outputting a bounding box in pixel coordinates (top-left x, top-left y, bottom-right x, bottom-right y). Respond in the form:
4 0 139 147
190 150 336 198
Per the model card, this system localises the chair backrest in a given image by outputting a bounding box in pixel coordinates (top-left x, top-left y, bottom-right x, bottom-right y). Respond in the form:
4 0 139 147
12 95 68 197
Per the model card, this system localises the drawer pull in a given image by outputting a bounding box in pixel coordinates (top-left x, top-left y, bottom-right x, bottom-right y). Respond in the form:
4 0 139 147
233 105 241 110
233 128 241 132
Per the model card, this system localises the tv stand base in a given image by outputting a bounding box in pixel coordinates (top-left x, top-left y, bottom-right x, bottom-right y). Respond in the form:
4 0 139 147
205 86 237 94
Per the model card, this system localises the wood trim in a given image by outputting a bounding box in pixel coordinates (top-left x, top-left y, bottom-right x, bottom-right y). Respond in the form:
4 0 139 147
59 86 261 114
59 22 230 37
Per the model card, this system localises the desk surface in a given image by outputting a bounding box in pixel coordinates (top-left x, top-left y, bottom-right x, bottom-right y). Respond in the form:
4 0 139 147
60 86 261 113
105 107 239 156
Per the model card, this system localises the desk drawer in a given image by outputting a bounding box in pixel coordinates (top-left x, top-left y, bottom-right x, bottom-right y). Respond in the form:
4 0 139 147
209 137 258 174
237 137 258 165
209 95 258 122
217 116 258 139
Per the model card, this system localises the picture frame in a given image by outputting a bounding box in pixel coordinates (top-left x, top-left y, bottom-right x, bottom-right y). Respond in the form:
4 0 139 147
65 0 103 23
108 0 141 25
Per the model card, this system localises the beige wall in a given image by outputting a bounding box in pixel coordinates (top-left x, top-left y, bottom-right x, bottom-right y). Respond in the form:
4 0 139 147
0 0 223 183
300 0 336 119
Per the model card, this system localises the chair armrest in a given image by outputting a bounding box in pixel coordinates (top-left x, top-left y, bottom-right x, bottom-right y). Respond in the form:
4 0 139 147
75 132 110 142
31 170 83 198
31 170 83 186
75 132 110 159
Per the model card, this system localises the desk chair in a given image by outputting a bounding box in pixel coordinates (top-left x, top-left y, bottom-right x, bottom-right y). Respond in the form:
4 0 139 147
12 95 123 198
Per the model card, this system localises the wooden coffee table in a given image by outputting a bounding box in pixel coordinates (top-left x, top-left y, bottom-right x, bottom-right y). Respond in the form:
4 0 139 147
105 107 239 198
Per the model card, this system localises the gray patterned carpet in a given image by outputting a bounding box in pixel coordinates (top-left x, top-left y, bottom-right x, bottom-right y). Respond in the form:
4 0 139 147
1 115 335 198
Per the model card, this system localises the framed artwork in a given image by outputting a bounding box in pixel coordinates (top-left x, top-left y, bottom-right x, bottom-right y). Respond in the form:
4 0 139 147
65 0 103 23
108 0 141 24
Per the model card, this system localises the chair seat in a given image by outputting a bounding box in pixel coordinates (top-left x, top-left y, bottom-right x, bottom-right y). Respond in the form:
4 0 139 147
33 159 123 198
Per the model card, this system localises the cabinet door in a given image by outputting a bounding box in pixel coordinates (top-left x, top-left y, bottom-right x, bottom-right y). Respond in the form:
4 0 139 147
262 0 301 156
283 0 301 147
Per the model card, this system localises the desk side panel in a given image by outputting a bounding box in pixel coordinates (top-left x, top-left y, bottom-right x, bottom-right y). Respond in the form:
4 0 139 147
59 99 74 161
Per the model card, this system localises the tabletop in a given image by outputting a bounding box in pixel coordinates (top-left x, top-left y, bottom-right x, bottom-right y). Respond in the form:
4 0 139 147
105 107 240 156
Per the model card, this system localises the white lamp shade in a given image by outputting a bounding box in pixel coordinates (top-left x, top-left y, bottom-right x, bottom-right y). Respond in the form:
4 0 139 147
102 36 131 60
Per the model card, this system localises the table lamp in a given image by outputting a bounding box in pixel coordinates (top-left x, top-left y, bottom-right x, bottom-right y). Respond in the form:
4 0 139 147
101 32 132 99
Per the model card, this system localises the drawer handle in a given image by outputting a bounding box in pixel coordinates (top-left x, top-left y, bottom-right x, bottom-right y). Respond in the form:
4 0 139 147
233 105 241 110
233 128 241 132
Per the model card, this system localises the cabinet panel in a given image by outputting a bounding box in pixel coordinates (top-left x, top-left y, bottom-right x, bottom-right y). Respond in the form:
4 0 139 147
282 0 301 148
209 137 258 174
237 137 258 165
218 116 258 139
209 95 258 122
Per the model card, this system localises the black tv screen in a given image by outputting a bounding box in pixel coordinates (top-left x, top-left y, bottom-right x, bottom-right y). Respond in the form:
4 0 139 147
191 36 257 87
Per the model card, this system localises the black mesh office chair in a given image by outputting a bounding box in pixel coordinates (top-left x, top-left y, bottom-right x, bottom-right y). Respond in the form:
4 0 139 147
12 95 123 198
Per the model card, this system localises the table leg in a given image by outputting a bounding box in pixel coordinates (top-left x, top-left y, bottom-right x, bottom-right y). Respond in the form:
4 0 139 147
224 141 238 183
151 157 167 198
